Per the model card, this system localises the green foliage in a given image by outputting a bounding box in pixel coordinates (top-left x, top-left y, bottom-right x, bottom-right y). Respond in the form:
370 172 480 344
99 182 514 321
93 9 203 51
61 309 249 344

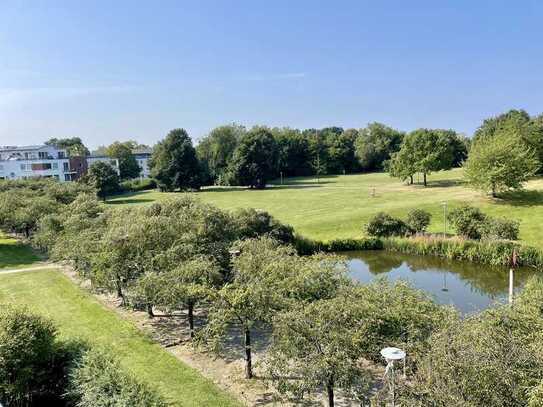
272 127 313 176
149 128 202 191
406 209 432 233
447 205 487 239
45 137 90 156
355 122 404 171
365 212 410 237
227 127 279 188
401 278 543 406
0 305 57 406
120 177 157 192
196 124 245 184
464 131 539 196
67 348 168 407
480 217 520 241
232 208 294 244
84 161 121 199
105 141 142 180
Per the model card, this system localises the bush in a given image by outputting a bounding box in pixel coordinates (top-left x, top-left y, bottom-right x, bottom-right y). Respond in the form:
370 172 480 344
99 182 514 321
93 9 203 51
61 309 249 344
406 209 432 233
233 208 295 244
67 348 167 407
481 217 520 241
120 178 157 193
0 305 61 406
447 205 486 239
365 212 410 237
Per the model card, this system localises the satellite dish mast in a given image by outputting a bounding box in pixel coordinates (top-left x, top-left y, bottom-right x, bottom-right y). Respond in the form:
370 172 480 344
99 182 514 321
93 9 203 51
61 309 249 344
381 347 406 407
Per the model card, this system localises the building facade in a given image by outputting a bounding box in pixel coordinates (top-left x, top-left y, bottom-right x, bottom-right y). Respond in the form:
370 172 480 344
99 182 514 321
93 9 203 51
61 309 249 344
133 148 152 178
0 145 119 182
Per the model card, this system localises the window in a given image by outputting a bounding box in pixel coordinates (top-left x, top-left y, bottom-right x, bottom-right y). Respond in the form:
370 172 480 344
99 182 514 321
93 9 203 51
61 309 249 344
38 151 48 159
52 163 58 170
63 162 69 172
20 164 26 171
58 151 65 159
31 163 52 171
64 174 71 182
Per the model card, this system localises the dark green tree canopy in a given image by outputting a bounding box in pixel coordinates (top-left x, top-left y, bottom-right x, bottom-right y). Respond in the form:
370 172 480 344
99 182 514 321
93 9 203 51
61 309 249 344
355 122 404 171
227 127 279 188
105 141 141 180
84 161 120 200
149 128 202 191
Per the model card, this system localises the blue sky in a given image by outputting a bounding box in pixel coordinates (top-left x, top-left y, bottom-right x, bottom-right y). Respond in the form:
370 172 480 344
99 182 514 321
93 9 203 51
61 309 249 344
1 1 543 148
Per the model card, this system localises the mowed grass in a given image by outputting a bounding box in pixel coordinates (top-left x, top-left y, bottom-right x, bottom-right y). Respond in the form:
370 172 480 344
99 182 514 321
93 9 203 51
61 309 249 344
0 234 40 269
108 168 543 249
0 269 241 407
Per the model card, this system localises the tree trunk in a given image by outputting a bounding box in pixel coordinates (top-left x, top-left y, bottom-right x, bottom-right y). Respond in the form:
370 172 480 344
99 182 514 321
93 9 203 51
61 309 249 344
492 183 496 198
409 175 413 185
244 327 253 379
423 172 427 186
188 302 195 339
146 303 154 318
115 279 125 305
326 378 334 407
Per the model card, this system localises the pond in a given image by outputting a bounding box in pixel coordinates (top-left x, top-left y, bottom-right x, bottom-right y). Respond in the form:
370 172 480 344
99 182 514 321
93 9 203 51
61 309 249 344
344 250 539 314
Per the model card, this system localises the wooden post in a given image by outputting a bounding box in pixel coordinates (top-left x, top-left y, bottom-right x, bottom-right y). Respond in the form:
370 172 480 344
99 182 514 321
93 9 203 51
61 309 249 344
509 268 514 305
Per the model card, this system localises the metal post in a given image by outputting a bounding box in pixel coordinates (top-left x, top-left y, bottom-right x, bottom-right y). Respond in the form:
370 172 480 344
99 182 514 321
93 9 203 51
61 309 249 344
509 268 514 304
442 201 447 237
280 171 283 185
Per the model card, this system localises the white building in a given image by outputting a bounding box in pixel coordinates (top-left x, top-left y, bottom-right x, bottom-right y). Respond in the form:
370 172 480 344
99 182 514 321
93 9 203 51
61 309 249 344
133 148 152 178
0 145 119 182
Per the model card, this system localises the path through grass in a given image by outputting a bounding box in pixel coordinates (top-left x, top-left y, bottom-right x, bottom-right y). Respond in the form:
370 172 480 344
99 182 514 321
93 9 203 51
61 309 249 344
107 169 543 248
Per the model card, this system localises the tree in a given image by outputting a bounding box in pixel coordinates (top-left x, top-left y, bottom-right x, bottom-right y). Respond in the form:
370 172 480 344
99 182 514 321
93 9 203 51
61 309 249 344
406 209 432 233
388 144 417 184
196 124 244 184
227 127 279 188
45 137 90 156
105 141 141 180
84 161 120 200
474 109 543 171
464 131 539 197
355 122 404 171
266 296 373 407
272 127 313 177
149 129 202 191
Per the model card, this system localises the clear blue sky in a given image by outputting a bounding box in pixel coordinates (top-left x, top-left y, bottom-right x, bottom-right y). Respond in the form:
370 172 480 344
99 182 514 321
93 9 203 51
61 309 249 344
1 1 542 148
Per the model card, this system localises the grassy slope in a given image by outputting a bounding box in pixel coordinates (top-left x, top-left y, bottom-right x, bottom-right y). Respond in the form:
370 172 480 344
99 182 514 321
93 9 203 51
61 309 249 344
107 168 543 248
0 234 40 269
0 270 240 407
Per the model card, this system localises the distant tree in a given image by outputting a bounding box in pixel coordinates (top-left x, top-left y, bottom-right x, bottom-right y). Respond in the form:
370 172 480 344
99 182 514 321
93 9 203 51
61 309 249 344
474 109 543 171
390 129 454 186
272 127 313 177
196 124 244 185
105 141 141 180
464 132 539 197
84 162 120 200
149 129 202 191
442 131 470 167
355 122 404 171
388 144 417 184
325 129 358 174
227 127 279 188
45 137 90 156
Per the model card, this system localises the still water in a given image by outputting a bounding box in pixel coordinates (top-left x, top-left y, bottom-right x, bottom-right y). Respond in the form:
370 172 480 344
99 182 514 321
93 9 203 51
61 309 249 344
344 250 539 314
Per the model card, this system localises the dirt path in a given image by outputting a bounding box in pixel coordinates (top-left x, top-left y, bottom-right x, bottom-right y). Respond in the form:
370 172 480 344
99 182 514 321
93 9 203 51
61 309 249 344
0 264 62 275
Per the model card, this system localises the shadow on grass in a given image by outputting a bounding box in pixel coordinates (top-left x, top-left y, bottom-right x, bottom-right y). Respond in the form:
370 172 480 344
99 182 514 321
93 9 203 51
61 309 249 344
0 242 40 269
422 179 465 188
107 198 156 205
496 190 543 207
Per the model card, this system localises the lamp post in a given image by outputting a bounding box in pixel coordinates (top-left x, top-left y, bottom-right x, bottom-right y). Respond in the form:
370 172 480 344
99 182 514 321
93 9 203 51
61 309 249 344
509 249 518 305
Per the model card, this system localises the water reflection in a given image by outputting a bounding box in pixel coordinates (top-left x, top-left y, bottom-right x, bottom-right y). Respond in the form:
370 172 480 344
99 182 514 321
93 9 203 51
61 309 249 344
344 250 538 314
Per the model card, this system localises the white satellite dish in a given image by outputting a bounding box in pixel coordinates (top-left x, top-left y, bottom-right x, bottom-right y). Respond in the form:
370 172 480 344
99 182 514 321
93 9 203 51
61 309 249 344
380 347 406 361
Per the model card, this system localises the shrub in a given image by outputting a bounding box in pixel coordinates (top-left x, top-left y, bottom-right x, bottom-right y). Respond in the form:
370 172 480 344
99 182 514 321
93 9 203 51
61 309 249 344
120 178 157 192
67 348 167 407
0 305 58 406
406 209 432 233
480 217 520 241
233 208 295 244
365 212 410 237
447 205 486 239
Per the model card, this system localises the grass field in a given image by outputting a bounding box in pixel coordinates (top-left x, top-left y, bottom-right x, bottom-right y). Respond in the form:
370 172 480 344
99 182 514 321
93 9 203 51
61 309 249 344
107 168 543 249
0 269 240 407
0 234 40 268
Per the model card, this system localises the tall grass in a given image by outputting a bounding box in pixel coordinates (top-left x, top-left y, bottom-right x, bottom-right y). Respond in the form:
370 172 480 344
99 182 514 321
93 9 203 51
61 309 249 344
383 235 543 268
294 236 383 255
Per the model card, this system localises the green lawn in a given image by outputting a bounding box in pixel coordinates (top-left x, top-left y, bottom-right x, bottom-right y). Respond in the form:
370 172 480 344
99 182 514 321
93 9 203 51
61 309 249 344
107 169 543 249
0 234 40 269
0 270 240 407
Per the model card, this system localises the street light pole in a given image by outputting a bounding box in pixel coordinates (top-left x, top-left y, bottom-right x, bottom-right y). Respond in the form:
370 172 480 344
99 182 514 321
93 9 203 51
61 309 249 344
442 202 447 237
